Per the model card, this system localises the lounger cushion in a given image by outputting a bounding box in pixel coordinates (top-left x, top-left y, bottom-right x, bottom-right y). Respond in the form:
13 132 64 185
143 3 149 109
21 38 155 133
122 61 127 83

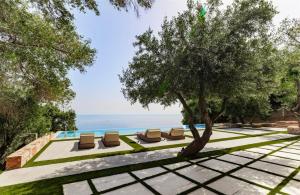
146 129 161 138
170 128 184 137
80 133 94 144
104 131 119 142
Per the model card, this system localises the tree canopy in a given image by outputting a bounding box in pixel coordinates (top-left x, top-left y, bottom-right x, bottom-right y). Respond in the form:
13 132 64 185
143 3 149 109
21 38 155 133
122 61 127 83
120 0 278 156
0 0 155 166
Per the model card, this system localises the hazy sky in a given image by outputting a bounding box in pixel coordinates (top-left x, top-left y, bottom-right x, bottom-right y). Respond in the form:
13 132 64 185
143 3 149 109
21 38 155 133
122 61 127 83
70 0 300 115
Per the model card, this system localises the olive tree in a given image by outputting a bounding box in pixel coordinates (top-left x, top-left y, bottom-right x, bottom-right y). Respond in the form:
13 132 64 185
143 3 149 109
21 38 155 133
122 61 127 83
120 0 277 156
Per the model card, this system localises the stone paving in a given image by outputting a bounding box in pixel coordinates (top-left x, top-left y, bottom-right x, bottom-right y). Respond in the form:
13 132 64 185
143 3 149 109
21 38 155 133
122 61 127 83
35 139 133 161
126 135 194 148
0 133 297 187
62 140 300 195
218 128 277 135
185 130 242 139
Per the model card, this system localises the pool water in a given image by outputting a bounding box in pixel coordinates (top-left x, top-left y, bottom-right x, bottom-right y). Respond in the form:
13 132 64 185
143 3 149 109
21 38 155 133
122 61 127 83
55 124 205 139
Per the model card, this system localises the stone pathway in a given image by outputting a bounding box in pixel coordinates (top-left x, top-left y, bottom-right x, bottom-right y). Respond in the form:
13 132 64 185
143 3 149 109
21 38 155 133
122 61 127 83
63 140 300 195
0 133 297 187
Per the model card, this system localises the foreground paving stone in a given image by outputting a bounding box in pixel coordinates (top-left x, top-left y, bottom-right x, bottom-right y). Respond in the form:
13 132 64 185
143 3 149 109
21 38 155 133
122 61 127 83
219 128 270 135
145 172 196 195
287 145 300 150
259 145 280 150
272 151 300 161
63 181 92 195
190 157 209 163
281 180 300 195
91 173 135 192
246 148 272 155
163 161 191 170
260 155 300 168
217 154 253 165
208 176 269 195
272 143 289 147
176 164 220 183
200 159 239 172
102 183 153 195
280 147 300 154
132 167 166 179
248 161 295 177
188 188 217 195
231 167 284 188
294 172 300 180
186 130 242 140
231 150 264 159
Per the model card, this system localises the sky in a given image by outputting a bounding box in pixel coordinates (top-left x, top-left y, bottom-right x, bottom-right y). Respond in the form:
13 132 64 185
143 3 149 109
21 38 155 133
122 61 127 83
70 0 300 115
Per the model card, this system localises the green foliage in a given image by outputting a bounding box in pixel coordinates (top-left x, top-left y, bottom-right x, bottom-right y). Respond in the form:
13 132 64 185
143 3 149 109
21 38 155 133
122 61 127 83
120 0 278 126
224 96 272 123
45 104 77 131
275 19 300 112
0 0 155 165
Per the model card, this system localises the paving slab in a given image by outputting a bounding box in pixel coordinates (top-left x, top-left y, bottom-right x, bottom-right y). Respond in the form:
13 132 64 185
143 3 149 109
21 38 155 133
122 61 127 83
199 159 239 172
257 127 287 131
231 167 284 188
231 150 265 159
260 155 300 168
132 167 166 179
272 143 289 147
145 172 196 195
127 135 194 148
190 157 210 163
217 154 253 165
248 161 295 177
287 145 300 150
36 139 133 161
208 176 269 195
164 161 191 170
259 145 280 150
280 148 300 154
294 172 300 180
63 181 92 195
91 173 135 192
188 188 217 195
281 180 300 195
102 183 153 195
176 164 220 183
292 142 300 147
218 128 271 135
272 151 300 161
202 134 296 153
185 130 242 140
246 148 272 155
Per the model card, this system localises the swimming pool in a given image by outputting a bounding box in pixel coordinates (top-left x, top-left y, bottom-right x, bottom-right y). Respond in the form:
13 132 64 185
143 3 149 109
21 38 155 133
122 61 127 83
55 124 205 139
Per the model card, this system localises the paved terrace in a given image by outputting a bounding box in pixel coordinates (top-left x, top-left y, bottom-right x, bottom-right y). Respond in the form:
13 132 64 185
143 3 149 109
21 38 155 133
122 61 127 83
0 130 297 187
63 140 300 195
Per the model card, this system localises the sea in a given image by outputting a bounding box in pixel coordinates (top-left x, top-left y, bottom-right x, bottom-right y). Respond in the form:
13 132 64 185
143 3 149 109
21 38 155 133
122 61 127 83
76 114 183 130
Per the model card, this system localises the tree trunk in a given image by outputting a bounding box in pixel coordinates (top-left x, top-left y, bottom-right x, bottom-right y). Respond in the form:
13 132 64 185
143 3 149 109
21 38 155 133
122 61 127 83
178 95 213 157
